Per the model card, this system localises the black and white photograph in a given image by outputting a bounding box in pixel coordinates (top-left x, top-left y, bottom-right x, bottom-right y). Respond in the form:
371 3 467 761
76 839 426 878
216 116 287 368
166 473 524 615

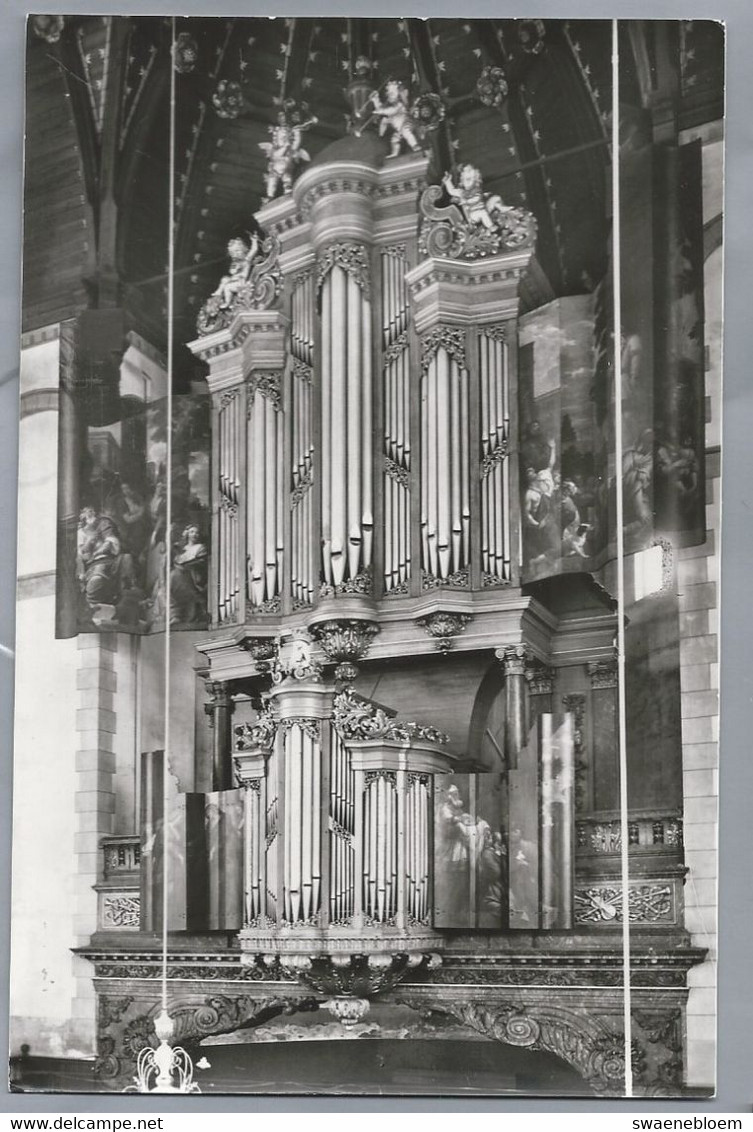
11 16 724 1097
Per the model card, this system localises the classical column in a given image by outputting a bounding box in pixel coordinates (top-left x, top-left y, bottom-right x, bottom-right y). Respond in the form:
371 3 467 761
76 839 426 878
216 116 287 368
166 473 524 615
495 644 531 770
205 680 233 791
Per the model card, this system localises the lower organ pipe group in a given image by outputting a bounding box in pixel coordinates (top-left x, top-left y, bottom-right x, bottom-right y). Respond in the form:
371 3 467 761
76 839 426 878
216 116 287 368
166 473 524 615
282 721 322 924
329 727 355 925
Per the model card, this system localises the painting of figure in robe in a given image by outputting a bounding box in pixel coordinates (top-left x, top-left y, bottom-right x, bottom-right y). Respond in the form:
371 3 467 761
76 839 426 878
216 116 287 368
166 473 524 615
433 774 507 929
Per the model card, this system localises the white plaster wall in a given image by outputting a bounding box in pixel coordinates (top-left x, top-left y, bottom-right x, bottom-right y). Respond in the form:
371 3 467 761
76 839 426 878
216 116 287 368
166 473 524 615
677 124 723 1090
10 332 90 1056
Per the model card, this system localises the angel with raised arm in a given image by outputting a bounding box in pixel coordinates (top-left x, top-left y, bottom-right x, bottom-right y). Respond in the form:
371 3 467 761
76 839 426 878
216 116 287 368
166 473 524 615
259 109 318 201
363 79 421 158
211 234 259 308
442 164 514 230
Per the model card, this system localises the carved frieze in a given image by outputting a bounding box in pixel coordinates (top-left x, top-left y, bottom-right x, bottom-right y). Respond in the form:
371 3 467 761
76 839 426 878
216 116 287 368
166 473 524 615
101 895 140 931
573 883 676 926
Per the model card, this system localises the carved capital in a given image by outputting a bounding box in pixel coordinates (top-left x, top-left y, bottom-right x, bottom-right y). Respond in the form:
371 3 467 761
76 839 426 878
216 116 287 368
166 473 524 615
587 659 617 689
416 611 472 653
495 644 531 678
310 619 379 685
525 659 555 695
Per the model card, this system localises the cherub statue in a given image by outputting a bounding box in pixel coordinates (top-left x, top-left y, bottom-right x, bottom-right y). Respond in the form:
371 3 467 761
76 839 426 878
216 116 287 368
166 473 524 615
259 108 318 201
442 164 514 230
211 234 259 309
360 79 421 158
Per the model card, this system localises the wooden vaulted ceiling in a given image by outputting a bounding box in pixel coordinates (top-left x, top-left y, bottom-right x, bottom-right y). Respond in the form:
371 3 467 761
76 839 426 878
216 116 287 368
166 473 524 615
23 16 724 385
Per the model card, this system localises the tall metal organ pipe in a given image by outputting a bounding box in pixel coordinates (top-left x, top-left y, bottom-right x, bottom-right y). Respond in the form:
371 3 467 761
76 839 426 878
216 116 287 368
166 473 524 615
319 257 373 589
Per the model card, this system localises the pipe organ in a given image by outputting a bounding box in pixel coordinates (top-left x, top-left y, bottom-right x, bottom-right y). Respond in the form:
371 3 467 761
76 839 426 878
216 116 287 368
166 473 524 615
232 634 456 962
190 149 534 624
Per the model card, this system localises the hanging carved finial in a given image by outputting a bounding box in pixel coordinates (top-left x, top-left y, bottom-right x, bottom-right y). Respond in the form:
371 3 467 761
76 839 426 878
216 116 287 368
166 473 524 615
419 164 537 259
310 619 379 685
416 611 472 654
259 102 318 202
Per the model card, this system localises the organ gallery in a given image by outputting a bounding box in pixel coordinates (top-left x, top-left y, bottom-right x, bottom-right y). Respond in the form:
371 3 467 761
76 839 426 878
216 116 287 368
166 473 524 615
11 16 724 1096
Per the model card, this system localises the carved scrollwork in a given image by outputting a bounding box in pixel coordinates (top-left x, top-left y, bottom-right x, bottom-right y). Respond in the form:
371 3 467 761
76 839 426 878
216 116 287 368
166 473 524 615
417 170 537 262
197 235 282 336
316 241 371 301
480 442 508 476
333 689 449 746
422 569 470 591
248 370 282 412
405 998 632 1096
319 568 373 598
280 717 321 742
234 707 277 752
421 325 466 373
383 331 409 367
573 883 675 925
385 457 410 487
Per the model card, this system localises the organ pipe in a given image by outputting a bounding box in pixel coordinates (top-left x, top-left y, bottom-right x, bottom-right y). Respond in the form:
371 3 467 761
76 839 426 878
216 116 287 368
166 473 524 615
479 330 511 583
246 375 283 609
420 340 470 583
216 389 241 623
319 253 373 589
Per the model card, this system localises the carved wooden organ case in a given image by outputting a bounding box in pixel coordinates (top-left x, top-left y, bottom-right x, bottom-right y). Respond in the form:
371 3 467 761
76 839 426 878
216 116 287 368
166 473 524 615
187 151 593 973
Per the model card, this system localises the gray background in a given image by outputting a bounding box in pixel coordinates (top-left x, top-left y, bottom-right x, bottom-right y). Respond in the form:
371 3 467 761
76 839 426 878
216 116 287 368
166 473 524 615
1 0 749 1114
